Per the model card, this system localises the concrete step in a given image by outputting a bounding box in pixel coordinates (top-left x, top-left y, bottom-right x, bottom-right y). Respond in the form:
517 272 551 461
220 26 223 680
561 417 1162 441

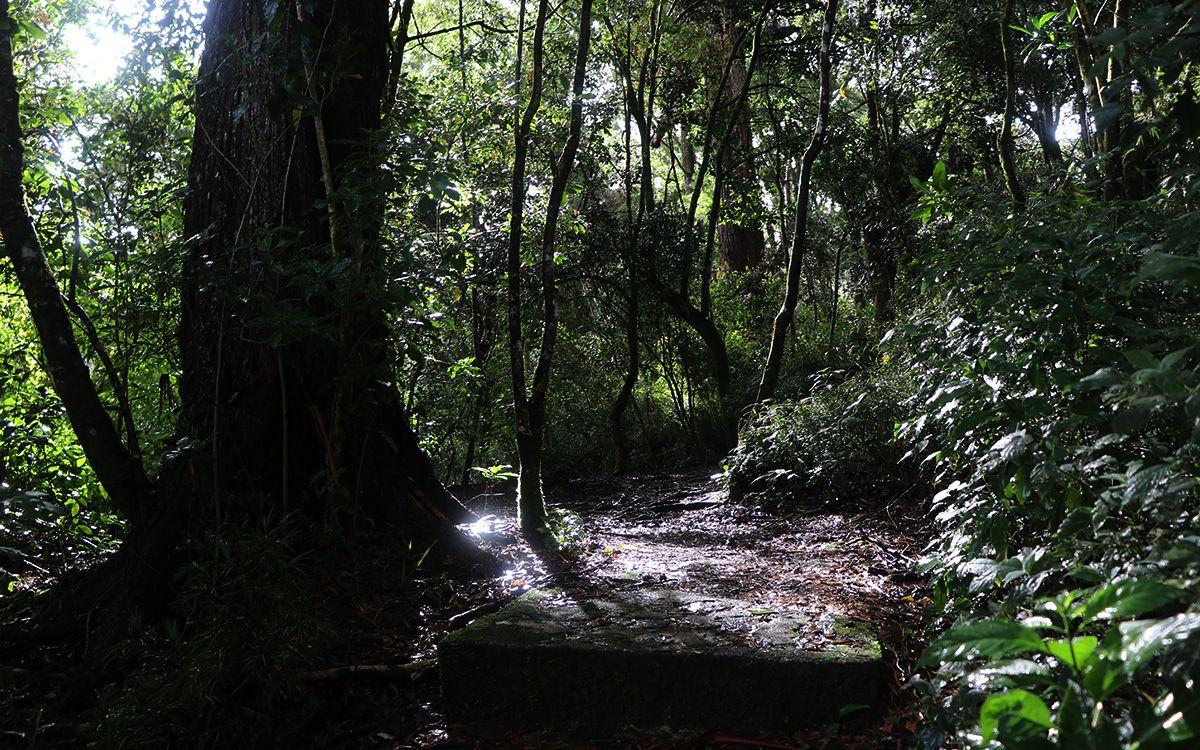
439 587 883 738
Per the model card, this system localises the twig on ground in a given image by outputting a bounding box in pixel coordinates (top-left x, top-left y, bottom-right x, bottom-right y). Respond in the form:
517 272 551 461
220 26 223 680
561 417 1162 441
292 659 435 681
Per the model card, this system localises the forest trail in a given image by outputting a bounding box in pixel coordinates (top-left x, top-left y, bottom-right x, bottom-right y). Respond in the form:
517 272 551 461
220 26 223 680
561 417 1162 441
408 471 930 747
466 472 923 649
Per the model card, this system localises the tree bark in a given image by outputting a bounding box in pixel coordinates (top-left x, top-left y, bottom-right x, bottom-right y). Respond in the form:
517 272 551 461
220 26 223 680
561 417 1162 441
21 0 489 638
506 0 549 534
177 0 470 528
461 286 495 485
756 0 838 404
608 3 663 472
1024 96 1064 165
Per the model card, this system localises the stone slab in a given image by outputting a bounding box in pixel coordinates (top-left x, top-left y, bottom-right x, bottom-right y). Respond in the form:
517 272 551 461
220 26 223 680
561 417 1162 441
439 588 882 737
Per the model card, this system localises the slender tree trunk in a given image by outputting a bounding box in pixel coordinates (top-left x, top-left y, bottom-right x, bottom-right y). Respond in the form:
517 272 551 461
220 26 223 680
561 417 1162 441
383 0 416 117
1029 101 1064 165
611 84 639 474
861 86 897 324
679 124 696 203
1072 67 1095 159
863 223 894 322
507 0 594 536
1071 0 1123 196
506 0 548 533
997 0 1026 213
0 1 149 522
611 261 640 473
609 3 661 471
654 15 763 443
756 0 838 404
461 288 494 485
827 241 842 355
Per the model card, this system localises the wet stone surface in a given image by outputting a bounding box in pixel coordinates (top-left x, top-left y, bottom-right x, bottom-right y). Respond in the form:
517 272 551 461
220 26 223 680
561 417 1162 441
440 584 883 736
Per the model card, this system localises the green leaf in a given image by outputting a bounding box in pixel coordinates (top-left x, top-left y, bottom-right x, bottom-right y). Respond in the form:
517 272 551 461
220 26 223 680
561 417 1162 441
1074 367 1121 392
980 689 1053 745
920 620 1046 666
1160 346 1193 370
1043 636 1098 668
1140 252 1200 285
1119 614 1200 676
17 18 50 41
1076 581 1185 623
1094 101 1125 133
931 160 948 191
1124 350 1159 370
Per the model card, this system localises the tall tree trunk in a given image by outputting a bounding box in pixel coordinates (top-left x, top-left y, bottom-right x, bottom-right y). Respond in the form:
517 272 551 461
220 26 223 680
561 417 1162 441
611 83 639 474
1026 95 1064 165
178 0 469 528
0 0 149 522
997 0 1026 213
506 0 594 536
506 0 548 534
756 0 838 404
611 260 640 473
609 2 662 472
861 86 897 324
1071 0 1123 196
863 222 894 322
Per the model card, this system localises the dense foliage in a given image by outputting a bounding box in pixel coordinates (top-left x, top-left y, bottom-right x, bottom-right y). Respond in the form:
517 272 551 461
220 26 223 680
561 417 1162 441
1 0 1198 745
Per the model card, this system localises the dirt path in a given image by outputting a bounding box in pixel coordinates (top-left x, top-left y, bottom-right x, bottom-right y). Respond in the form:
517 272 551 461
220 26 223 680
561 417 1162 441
468 472 924 654
314 470 930 749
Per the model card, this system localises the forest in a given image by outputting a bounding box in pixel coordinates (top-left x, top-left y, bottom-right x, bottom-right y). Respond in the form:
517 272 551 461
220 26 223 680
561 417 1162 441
0 0 1198 747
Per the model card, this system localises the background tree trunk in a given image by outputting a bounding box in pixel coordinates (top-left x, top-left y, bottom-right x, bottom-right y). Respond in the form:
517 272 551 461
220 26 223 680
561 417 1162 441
712 14 765 272
997 0 1026 213
757 0 838 404
506 0 593 536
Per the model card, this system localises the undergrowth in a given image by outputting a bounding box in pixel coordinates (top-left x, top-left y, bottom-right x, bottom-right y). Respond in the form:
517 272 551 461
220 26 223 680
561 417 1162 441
725 366 927 512
89 521 321 748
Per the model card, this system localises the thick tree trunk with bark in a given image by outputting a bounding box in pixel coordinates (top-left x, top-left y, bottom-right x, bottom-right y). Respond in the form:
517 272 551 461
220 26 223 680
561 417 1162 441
177 0 471 535
3 0 489 637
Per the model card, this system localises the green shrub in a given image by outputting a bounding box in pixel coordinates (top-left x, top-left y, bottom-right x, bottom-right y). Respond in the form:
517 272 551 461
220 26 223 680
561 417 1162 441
899 181 1200 746
725 367 925 510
